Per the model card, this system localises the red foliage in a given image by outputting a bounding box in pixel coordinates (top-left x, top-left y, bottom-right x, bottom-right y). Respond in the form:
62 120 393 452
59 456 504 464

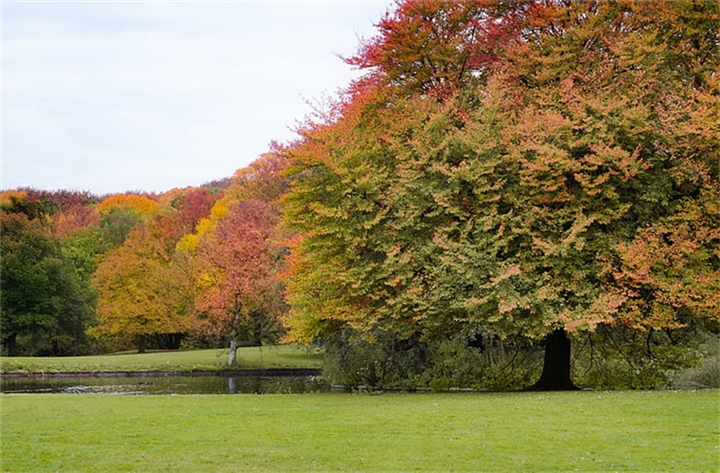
194 200 280 342
345 0 519 98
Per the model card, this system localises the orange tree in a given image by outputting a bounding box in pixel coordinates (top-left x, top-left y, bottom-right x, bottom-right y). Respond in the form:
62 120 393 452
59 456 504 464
92 188 219 352
281 0 718 390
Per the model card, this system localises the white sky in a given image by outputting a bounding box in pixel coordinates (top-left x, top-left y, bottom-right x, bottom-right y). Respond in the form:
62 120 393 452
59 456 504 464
1 1 391 195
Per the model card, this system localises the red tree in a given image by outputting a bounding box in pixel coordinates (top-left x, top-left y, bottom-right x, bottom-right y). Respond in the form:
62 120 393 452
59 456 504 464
194 200 281 366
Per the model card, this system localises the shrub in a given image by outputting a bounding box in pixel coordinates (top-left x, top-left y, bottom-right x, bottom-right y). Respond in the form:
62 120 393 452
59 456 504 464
572 325 711 390
320 328 543 391
670 335 720 389
320 328 429 390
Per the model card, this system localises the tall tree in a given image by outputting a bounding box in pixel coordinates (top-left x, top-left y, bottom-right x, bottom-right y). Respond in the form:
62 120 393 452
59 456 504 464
281 0 718 390
91 222 192 352
96 193 159 249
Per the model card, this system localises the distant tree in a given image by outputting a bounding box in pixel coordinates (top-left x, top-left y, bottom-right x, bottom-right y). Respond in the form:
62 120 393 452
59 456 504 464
193 200 282 366
97 193 158 214
227 147 289 206
1 212 97 356
200 177 233 190
96 193 159 249
97 206 143 249
0 189 55 221
62 227 105 282
91 221 194 353
91 187 222 351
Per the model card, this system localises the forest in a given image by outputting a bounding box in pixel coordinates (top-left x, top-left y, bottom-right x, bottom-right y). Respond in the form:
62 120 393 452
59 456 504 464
1 158 285 360
2 0 718 391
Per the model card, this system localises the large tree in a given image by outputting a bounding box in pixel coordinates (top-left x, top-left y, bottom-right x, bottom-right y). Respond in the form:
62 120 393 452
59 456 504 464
281 0 718 390
1 212 97 356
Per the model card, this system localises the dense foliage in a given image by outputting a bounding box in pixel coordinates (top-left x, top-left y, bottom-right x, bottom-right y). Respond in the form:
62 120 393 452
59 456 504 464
281 0 718 389
1 157 289 362
1 193 98 356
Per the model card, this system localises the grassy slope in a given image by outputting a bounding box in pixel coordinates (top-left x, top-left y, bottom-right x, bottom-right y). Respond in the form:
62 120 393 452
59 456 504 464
0 346 323 374
1 390 718 472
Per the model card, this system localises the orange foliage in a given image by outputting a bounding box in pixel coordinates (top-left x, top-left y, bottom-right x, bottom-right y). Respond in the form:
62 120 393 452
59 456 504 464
97 194 158 214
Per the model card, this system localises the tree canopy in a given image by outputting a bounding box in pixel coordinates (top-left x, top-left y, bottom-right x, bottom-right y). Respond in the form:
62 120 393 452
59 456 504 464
281 0 719 389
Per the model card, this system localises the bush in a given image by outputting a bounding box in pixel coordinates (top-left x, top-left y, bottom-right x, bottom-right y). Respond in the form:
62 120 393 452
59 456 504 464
320 328 429 390
671 355 720 389
320 328 543 391
571 325 708 390
670 335 720 389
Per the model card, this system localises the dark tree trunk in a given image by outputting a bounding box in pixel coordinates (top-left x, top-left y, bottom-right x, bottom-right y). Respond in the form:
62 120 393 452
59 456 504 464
5 333 18 357
136 336 146 354
529 328 578 391
252 321 263 347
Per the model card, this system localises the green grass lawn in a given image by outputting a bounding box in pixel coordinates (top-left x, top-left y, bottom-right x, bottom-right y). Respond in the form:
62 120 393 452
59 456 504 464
0 346 323 374
1 390 717 472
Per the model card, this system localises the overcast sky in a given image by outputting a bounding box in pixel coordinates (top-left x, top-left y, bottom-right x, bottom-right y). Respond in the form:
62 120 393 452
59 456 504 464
1 1 392 195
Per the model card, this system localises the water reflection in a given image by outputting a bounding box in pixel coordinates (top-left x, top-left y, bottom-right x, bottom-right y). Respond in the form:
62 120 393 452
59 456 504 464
1 375 330 395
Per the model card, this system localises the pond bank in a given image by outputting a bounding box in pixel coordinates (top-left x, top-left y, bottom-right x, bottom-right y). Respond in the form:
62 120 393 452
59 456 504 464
1 368 322 379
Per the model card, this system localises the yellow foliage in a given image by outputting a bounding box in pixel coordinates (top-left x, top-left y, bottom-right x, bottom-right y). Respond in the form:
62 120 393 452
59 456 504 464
195 218 213 236
196 271 218 289
177 234 199 251
209 201 229 221
0 190 28 205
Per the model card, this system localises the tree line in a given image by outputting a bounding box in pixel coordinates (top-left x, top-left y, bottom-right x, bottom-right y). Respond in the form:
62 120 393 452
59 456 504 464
1 154 287 366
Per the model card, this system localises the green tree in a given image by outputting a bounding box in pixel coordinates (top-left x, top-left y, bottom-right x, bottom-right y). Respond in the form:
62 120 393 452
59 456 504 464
97 205 143 249
1 213 97 356
281 0 718 390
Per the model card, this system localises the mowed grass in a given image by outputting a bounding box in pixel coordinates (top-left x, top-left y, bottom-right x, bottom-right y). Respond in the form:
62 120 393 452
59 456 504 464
0 346 322 374
1 390 717 472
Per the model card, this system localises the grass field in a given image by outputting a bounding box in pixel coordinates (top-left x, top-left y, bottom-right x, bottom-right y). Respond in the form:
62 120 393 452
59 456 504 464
0 346 323 374
1 389 717 472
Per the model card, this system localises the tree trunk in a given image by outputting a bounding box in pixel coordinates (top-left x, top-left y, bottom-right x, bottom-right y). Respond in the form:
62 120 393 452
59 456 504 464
5 333 17 357
228 335 239 367
136 336 146 354
252 319 263 347
529 328 578 391
228 297 241 366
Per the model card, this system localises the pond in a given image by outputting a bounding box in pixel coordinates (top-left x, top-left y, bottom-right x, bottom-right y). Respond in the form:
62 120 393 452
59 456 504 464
1 375 331 395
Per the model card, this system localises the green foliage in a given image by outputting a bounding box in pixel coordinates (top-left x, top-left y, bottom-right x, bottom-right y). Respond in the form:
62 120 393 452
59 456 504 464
97 206 142 249
572 325 711 390
61 227 105 281
1 213 97 356
671 335 720 390
321 328 544 391
421 335 542 392
321 329 429 390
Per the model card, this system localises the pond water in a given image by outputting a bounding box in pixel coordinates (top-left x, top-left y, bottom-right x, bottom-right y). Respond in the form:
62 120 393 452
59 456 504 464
1 375 331 395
